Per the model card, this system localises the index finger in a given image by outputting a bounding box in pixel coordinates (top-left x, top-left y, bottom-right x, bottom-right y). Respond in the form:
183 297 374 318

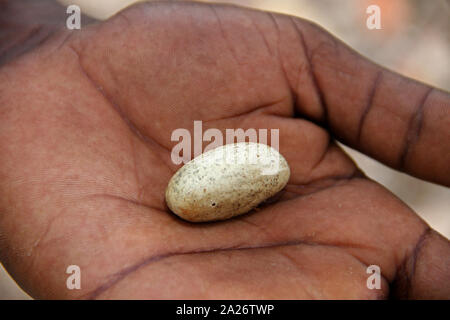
270 14 450 186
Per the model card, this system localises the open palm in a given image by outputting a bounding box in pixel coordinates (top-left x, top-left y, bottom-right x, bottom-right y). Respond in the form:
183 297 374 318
0 2 449 299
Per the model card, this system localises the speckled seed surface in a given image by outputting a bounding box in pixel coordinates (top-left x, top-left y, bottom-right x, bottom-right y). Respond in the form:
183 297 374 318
165 142 290 222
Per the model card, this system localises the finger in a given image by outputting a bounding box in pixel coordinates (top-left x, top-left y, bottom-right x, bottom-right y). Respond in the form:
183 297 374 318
199 113 357 185
392 229 450 299
0 0 97 67
268 14 450 186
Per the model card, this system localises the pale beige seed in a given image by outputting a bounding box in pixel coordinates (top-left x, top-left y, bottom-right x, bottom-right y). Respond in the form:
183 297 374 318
165 142 290 222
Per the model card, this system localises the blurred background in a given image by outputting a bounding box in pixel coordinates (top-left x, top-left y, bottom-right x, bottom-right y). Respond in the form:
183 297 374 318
1 0 449 299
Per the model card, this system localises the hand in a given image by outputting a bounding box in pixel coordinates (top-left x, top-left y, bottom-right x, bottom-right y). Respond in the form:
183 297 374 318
0 1 449 299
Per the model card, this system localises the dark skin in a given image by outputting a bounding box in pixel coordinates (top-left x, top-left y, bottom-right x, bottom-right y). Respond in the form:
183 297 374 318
0 1 449 299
